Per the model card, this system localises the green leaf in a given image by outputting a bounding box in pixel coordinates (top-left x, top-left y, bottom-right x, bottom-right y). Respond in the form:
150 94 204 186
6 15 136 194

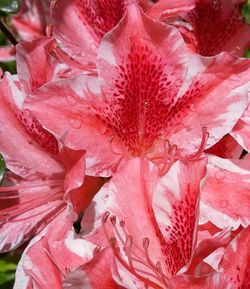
0 260 16 272
0 0 20 16
242 0 250 24
0 154 6 185
0 272 15 285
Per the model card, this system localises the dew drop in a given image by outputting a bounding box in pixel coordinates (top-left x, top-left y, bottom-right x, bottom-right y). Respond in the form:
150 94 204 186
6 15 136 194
69 118 82 129
66 95 77 106
219 199 229 208
189 103 196 112
215 169 225 181
90 43 97 50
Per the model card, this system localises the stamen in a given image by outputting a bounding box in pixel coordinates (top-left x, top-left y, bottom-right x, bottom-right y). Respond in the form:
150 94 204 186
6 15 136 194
102 211 110 224
102 213 168 289
185 126 209 160
93 246 101 256
120 220 125 227
110 215 116 225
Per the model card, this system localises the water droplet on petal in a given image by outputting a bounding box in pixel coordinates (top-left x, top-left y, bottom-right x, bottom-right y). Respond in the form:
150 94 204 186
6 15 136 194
69 118 82 129
219 199 229 208
215 169 225 181
90 43 97 50
189 103 196 112
67 95 77 106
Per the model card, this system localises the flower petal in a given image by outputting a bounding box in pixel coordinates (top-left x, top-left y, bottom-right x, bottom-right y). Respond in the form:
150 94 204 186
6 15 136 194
200 156 250 229
181 0 250 56
25 75 124 177
51 0 135 66
147 0 195 20
152 157 207 275
0 75 62 178
231 102 250 152
219 226 250 289
205 134 243 159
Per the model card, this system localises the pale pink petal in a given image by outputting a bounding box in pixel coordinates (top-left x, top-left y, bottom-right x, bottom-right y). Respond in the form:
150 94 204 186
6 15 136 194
0 75 62 178
51 0 135 66
200 156 250 229
147 0 195 20
64 248 123 289
186 228 231 274
14 208 73 289
231 102 250 152
219 226 250 289
169 273 233 289
205 134 243 159
182 0 250 56
0 46 16 62
152 157 207 275
12 0 51 41
0 196 64 252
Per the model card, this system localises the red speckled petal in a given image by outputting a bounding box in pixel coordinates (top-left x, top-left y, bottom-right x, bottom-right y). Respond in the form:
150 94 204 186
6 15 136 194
231 102 250 152
147 0 195 20
152 158 207 275
25 75 124 177
0 75 62 178
219 226 250 289
183 0 250 56
205 134 243 159
97 4 190 155
51 0 135 66
200 156 250 229
98 4 250 157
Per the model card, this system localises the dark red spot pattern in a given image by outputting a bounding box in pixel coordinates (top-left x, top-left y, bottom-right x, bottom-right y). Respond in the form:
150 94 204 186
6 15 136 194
152 185 197 276
17 110 59 155
187 0 246 56
76 0 128 40
99 40 204 155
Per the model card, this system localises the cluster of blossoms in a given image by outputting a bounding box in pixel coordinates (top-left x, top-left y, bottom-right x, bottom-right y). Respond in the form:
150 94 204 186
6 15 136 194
0 0 250 288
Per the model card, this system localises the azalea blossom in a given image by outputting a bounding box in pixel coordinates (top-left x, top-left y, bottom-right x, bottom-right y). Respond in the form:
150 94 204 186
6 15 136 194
0 71 103 252
175 0 250 57
26 4 250 178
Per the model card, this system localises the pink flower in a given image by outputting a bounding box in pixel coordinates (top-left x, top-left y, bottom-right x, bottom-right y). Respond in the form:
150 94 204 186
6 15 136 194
177 0 250 57
26 4 250 177
13 209 104 289
50 0 138 68
0 74 103 252
12 0 51 41
170 226 250 289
